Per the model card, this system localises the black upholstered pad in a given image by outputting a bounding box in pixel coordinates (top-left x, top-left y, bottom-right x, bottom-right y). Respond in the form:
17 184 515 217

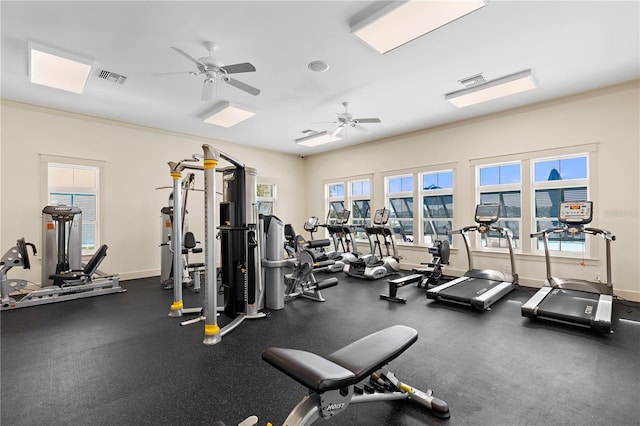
262 348 355 393
326 325 417 382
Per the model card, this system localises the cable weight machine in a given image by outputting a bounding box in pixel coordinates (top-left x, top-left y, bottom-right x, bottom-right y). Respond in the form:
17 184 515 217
166 144 265 346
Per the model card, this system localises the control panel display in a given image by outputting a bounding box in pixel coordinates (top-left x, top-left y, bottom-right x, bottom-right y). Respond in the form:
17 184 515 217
474 203 500 224
558 201 592 224
373 208 390 225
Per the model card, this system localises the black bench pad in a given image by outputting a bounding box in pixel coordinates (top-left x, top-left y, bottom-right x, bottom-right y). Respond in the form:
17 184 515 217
262 348 355 393
262 325 417 393
326 325 417 382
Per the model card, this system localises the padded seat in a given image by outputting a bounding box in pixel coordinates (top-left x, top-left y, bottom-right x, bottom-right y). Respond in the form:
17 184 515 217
262 325 417 393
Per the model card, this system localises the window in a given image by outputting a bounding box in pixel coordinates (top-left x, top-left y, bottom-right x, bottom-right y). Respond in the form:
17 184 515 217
327 182 346 222
533 155 589 253
324 178 372 239
477 163 521 249
473 146 594 257
257 183 276 216
387 175 414 242
351 179 371 233
421 171 454 245
47 162 100 254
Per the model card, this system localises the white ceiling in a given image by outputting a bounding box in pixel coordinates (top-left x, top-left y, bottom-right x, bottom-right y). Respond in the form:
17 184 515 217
2 1 639 156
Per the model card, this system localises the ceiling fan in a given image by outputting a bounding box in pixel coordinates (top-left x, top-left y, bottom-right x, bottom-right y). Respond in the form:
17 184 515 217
154 41 260 100
330 102 381 137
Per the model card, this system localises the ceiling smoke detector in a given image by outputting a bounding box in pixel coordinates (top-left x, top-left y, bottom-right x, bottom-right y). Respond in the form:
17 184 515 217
308 61 329 72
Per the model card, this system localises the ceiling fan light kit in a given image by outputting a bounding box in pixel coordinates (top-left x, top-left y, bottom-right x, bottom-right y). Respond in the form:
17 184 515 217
446 69 537 108
351 0 487 54
203 101 256 127
28 41 93 94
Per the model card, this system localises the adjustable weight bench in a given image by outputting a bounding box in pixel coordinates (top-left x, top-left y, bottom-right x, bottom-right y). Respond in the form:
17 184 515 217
262 325 450 425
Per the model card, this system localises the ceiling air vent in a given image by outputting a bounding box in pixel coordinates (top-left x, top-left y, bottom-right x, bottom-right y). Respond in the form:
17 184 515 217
459 73 485 88
97 69 127 84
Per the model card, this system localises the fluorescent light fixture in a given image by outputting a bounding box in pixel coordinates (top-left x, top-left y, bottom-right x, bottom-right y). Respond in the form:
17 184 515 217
295 131 342 147
352 0 487 54
446 70 537 107
28 42 93 93
203 102 256 127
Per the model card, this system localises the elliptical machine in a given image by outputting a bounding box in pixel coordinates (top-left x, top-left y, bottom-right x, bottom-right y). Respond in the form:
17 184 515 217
521 201 616 333
324 209 359 265
344 208 400 280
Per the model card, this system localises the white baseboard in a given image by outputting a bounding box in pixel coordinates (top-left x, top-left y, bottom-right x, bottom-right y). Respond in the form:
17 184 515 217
119 269 160 281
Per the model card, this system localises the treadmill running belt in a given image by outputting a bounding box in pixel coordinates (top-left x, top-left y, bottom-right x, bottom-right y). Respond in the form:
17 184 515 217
438 278 502 303
536 289 600 326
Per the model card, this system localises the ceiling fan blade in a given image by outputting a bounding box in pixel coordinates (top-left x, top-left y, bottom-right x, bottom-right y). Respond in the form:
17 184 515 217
224 77 260 96
220 62 256 74
354 118 381 124
331 125 345 137
353 123 372 134
202 80 214 101
170 47 207 70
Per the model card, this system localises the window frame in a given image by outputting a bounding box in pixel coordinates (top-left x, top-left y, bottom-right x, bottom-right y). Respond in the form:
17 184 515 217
41 155 105 256
324 176 372 240
531 153 591 256
470 144 597 258
476 161 522 251
420 170 454 246
257 181 277 216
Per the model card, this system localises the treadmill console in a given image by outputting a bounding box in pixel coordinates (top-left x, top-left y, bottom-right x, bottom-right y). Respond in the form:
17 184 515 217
373 208 390 225
558 201 592 224
474 203 500 224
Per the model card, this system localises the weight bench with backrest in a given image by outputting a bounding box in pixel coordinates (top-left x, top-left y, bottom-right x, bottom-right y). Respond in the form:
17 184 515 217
49 244 109 286
262 325 450 425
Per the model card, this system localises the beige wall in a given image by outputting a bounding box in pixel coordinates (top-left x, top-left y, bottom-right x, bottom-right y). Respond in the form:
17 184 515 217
2 81 638 301
0 101 306 284
304 81 640 301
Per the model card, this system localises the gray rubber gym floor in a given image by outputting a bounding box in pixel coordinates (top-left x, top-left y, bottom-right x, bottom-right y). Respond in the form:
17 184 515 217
2 273 640 426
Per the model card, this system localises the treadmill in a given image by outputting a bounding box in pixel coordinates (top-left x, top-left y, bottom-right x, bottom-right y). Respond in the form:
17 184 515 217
427 203 518 310
521 201 616 333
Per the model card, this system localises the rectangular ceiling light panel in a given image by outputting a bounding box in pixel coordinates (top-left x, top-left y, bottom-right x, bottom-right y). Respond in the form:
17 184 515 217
295 131 342 147
352 0 487 54
446 70 537 108
29 42 93 93
204 102 256 127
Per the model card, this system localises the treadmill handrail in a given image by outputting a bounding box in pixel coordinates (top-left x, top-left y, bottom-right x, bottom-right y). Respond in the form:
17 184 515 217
530 226 565 238
584 227 616 241
447 223 517 280
531 224 615 288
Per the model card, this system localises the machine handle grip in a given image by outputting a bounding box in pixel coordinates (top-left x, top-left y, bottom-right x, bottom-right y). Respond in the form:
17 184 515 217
448 226 477 235
26 242 37 256
584 227 616 241
530 226 565 238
